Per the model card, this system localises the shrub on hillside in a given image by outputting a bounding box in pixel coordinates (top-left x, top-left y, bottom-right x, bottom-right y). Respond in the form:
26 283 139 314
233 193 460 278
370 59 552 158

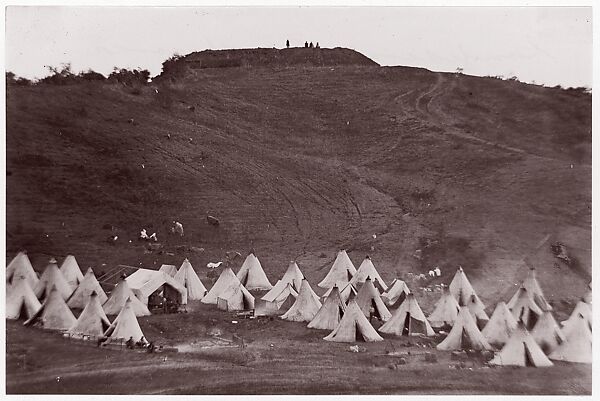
6 71 32 86
108 67 150 86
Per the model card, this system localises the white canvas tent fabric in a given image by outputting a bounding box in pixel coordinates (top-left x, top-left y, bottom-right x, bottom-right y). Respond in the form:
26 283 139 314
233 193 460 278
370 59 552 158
481 302 518 348
262 261 304 300
6 251 39 288
318 250 357 289
531 311 566 354
354 278 391 321
6 279 42 320
59 255 84 291
549 312 592 364
236 252 273 291
102 278 151 316
34 258 74 301
173 259 207 300
323 300 383 343
349 256 388 291
67 267 108 309
127 268 188 305
509 287 543 331
437 306 493 351
379 293 434 336
448 266 485 308
202 267 242 304
104 298 147 344
68 291 111 337
159 264 178 277
281 279 322 322
382 279 410 307
489 324 553 367
428 287 460 328
467 293 489 329
216 281 255 311
308 285 347 330
561 301 592 333
24 285 77 330
322 282 357 304
507 267 552 311
256 281 298 316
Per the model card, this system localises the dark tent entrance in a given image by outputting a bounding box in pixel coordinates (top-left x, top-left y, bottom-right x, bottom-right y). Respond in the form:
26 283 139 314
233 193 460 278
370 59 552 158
148 284 183 313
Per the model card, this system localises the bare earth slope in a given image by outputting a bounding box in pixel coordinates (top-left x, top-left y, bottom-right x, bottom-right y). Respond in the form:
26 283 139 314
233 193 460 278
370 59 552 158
6 47 591 304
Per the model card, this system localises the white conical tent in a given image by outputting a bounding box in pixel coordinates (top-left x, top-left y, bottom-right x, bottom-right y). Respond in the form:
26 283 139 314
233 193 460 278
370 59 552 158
308 285 347 330
216 281 255 311
481 302 518 348
174 258 207 300
489 323 553 367
323 300 383 343
59 255 84 291
561 301 592 333
24 285 77 330
67 267 108 309
104 298 147 344
159 264 178 277
322 282 357 304
236 252 273 291
467 293 489 329
354 278 391 321
507 267 552 311
6 251 39 288
549 313 592 364
448 266 485 308
262 261 304 301
437 306 493 351
428 287 460 328
68 291 111 336
33 258 74 301
382 278 410 307
349 256 388 291
318 250 356 289
202 267 242 304
102 278 151 316
379 293 434 336
281 279 322 322
531 311 566 354
509 287 543 331
256 281 298 316
6 279 42 320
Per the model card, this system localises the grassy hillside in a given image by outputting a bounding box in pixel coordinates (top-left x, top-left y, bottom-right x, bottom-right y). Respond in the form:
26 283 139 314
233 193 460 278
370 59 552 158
5 47 591 310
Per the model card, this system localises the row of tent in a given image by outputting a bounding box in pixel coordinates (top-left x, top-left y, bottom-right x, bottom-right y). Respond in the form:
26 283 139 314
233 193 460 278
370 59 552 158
6 250 592 366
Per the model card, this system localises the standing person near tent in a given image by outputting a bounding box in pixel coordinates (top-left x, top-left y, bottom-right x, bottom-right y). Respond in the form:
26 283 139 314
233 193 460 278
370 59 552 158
286 39 290 48
305 41 308 48
126 336 135 349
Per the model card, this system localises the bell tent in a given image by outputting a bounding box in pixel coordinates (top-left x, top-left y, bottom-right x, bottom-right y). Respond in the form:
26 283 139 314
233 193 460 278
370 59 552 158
379 293 434 336
349 256 388 292
281 279 322 322
561 301 592 333
448 266 485 308
509 286 543 330
216 282 255 311
59 255 84 291
531 310 566 354
323 300 383 343
322 281 357 304
354 277 391 322
67 267 108 309
24 285 77 330
6 251 39 288
173 258 207 300
6 279 42 320
549 313 592 364
318 250 356 289
481 301 518 348
381 278 410 307
437 306 493 351
488 323 553 367
33 258 74 301
68 291 111 337
262 261 304 300
428 286 460 329
308 285 346 330
236 252 273 291
202 267 242 304
507 267 552 311
104 297 147 345
467 293 489 329
256 281 298 316
102 278 151 316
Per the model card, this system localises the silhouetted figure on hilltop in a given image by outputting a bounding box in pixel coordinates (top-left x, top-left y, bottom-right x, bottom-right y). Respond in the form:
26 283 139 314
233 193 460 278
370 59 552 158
316 42 320 48
286 39 290 48
305 41 308 48
309 42 314 48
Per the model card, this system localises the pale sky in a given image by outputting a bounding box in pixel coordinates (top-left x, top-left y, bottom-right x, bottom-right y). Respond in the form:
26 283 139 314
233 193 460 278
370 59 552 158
5 5 593 87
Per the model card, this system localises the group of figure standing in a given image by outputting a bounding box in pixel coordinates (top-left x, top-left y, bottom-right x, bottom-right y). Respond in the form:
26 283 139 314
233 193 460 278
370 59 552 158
285 39 320 49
